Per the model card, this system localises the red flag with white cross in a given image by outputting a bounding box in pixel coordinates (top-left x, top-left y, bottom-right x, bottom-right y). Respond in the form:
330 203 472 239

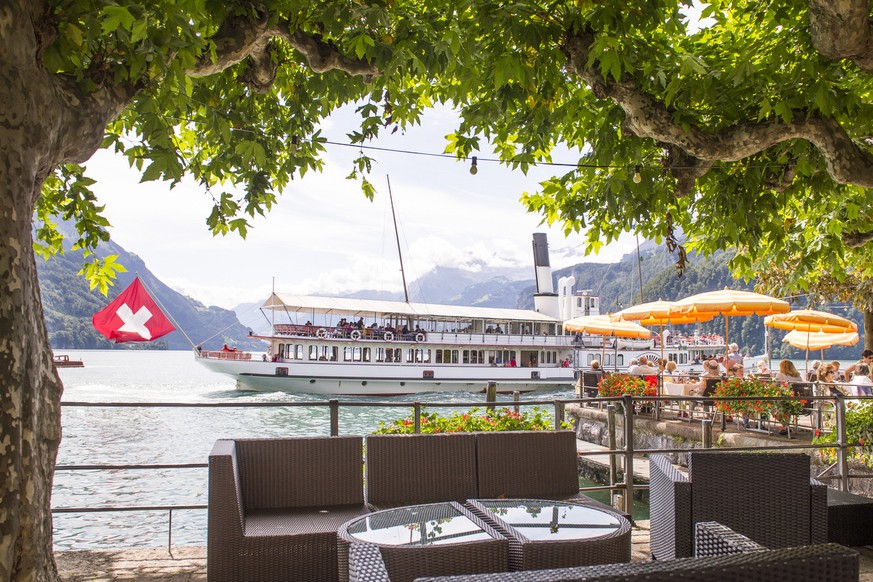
92 277 176 343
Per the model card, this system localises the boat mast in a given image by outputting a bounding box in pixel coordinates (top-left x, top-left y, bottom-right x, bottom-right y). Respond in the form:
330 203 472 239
387 175 410 303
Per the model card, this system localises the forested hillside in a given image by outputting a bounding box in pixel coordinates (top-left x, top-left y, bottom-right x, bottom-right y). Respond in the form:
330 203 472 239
36 224 259 351
521 245 863 360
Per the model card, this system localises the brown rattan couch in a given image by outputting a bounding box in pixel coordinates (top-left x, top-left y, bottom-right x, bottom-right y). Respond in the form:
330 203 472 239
207 436 369 582
649 451 827 561
365 430 612 511
348 521 859 581
476 430 597 503
365 432 479 510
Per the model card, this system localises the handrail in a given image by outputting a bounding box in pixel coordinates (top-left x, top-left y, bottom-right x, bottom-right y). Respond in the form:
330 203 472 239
54 389 873 549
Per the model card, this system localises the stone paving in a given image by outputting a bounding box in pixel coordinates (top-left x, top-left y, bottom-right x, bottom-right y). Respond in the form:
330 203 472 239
55 521 873 581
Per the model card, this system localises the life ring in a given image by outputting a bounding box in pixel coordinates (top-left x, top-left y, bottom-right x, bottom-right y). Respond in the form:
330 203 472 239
415 333 425 342
316 328 327 339
383 331 395 342
350 330 362 341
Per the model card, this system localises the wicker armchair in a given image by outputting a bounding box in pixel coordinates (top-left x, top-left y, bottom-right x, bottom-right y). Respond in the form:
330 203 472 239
365 433 478 510
207 436 369 582
349 522 858 581
649 451 827 561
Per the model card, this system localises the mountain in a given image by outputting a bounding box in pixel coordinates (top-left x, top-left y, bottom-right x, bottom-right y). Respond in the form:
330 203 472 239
40 221 864 360
36 222 260 351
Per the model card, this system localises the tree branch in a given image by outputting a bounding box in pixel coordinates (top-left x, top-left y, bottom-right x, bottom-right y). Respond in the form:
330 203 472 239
561 31 873 190
189 11 378 86
809 0 873 72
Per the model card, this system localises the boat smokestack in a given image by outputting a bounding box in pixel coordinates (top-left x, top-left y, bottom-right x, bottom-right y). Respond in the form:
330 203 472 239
532 233 559 319
532 233 554 295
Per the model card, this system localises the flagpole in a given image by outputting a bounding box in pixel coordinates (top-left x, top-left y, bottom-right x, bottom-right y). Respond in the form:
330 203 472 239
138 276 198 350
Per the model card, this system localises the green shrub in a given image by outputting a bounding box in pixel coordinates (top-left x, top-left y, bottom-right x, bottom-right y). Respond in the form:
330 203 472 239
713 377 804 423
814 401 873 467
374 406 570 434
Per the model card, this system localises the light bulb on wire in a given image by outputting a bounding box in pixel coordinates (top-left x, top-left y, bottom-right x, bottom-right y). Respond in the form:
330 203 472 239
290 135 299 154
632 165 642 184
469 156 478 175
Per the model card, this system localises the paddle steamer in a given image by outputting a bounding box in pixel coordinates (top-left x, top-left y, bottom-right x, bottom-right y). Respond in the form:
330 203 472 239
196 234 723 395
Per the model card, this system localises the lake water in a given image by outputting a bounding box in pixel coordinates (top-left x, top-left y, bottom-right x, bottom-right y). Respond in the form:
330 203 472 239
53 350 577 550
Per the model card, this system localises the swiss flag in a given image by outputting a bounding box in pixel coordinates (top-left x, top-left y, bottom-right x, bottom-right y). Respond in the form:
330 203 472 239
92 277 176 343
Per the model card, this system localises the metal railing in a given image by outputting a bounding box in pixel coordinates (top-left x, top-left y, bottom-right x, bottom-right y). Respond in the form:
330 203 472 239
55 389 873 549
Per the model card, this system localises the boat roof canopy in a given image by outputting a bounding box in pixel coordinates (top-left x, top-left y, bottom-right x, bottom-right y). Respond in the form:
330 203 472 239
264 293 559 323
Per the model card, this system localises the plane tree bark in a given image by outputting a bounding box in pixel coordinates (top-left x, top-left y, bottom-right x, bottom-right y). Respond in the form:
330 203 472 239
0 1 378 579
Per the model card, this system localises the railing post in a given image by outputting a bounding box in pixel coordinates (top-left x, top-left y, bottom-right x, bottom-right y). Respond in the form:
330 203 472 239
413 402 421 433
622 394 634 516
654 377 662 421
702 418 712 449
486 381 497 411
513 391 521 413
329 399 339 436
554 400 565 430
168 508 173 554
607 404 617 488
835 393 849 492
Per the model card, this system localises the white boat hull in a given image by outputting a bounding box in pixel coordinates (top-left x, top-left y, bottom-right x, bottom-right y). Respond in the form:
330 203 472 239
197 356 576 395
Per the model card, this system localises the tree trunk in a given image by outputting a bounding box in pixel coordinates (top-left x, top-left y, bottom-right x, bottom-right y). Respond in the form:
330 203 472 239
865 311 873 352
1 3 66 580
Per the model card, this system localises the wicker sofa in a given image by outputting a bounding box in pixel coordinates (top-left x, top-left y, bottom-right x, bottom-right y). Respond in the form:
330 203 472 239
348 522 859 581
207 436 369 582
365 430 614 510
649 451 827 561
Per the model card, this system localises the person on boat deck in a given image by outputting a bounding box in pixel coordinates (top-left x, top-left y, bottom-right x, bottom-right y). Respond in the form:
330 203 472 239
561 358 570 367
850 364 873 396
485 325 494 333
509 357 517 367
496 325 504 334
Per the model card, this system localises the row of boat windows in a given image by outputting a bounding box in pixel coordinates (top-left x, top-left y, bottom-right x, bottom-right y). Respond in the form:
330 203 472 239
275 344 560 365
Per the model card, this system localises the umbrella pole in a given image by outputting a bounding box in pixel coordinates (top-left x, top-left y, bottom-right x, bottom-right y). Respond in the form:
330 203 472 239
725 316 729 359
614 334 619 372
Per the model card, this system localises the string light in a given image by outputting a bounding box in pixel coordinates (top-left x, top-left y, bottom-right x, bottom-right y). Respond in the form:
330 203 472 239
290 135 299 154
469 156 478 175
633 165 642 184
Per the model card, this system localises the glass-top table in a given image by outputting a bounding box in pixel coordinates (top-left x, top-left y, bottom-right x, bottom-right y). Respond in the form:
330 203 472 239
343 502 496 546
466 498 632 571
338 502 508 582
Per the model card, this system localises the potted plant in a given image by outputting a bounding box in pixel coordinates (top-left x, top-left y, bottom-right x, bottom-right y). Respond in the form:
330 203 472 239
713 377 803 427
597 374 657 413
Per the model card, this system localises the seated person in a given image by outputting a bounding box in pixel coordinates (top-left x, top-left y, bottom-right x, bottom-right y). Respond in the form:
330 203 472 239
850 363 873 397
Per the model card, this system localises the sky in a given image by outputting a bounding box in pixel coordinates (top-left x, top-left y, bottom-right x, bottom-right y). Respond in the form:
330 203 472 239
85 105 638 310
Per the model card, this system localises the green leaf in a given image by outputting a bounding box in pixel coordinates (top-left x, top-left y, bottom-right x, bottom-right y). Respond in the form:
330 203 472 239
103 6 136 34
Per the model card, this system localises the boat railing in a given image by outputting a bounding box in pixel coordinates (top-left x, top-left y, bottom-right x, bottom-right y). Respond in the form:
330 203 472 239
265 328 577 347
200 350 252 360
55 389 872 551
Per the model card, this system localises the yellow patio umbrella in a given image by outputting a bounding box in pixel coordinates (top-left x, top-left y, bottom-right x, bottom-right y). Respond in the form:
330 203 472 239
563 315 652 371
670 288 790 359
766 310 858 375
765 310 858 334
782 330 860 376
611 299 715 366
783 330 859 350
